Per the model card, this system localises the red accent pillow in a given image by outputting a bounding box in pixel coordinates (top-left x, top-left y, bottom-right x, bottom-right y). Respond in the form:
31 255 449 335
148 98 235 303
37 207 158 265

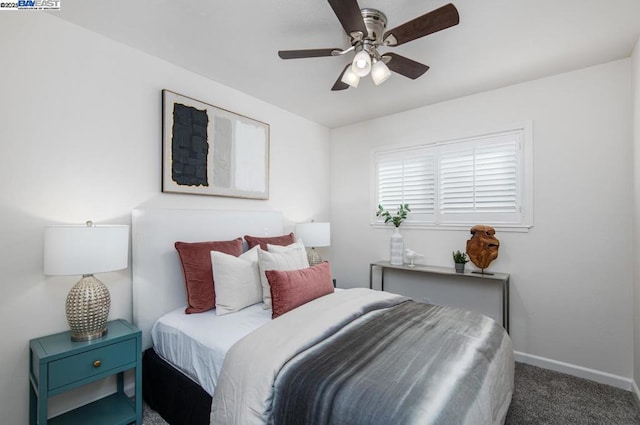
175 239 243 314
244 233 295 251
266 262 334 319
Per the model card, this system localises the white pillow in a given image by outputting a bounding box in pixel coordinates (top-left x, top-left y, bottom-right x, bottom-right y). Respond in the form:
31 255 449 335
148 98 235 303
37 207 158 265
211 246 262 316
266 239 306 253
258 243 310 310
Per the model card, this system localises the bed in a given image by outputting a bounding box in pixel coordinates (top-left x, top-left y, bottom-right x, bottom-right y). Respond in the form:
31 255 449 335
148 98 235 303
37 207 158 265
132 208 514 425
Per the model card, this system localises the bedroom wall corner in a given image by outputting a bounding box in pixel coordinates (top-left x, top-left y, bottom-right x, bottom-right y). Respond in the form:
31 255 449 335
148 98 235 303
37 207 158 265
0 13 331 425
632 34 640 402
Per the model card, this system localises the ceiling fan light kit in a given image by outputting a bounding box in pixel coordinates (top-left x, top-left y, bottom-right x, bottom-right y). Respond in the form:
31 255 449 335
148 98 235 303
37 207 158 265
341 66 360 88
278 1 459 91
371 59 391 85
352 48 372 77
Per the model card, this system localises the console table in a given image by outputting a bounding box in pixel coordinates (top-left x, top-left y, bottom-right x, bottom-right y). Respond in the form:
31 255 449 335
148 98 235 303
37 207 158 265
370 261 510 333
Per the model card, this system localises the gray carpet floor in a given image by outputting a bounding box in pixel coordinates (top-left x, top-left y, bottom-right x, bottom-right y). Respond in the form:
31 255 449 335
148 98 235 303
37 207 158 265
142 362 640 424
505 363 640 425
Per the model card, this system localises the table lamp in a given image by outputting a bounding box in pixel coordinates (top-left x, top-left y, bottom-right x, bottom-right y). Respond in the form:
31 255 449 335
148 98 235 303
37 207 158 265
44 221 129 341
295 222 330 266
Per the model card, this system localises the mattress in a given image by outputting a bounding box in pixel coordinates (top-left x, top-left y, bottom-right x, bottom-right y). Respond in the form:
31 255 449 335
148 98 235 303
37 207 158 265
151 302 271 396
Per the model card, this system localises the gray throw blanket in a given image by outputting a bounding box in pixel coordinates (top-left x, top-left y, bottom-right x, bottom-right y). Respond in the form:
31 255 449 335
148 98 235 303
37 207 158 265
269 301 509 425
210 289 513 425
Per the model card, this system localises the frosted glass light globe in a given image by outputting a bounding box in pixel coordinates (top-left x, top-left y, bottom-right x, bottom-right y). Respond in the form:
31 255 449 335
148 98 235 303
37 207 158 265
352 51 371 77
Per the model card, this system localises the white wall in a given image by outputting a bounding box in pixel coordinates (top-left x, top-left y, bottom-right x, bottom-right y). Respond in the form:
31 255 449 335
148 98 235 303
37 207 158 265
0 13 330 424
632 35 640 396
331 60 634 385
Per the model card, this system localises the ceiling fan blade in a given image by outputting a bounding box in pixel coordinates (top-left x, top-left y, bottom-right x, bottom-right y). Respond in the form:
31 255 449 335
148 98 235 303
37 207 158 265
384 53 430 79
331 65 351 91
327 0 367 37
384 3 459 46
278 48 341 59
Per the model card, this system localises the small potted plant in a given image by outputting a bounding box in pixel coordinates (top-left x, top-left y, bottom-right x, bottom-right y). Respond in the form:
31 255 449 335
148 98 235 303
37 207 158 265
452 250 469 273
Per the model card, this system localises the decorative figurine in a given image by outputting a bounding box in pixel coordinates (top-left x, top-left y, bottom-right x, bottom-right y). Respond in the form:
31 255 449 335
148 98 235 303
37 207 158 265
466 225 500 273
405 249 424 267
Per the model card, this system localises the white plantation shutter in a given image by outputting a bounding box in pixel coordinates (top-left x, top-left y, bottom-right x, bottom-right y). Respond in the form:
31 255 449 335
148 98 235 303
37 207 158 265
374 127 528 227
377 157 404 208
438 132 521 223
376 150 436 223
439 146 474 214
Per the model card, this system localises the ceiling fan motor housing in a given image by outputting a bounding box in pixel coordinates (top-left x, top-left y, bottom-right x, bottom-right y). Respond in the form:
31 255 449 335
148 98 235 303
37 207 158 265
357 8 387 45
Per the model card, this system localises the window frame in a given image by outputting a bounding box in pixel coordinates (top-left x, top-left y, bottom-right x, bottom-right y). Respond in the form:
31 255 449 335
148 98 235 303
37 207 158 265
370 122 533 232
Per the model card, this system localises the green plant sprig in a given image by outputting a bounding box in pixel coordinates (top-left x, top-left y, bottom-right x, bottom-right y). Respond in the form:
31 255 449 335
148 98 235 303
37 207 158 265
376 204 411 228
452 250 469 264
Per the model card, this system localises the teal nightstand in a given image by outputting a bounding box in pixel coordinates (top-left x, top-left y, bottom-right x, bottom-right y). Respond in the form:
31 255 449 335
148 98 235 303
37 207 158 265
29 319 142 425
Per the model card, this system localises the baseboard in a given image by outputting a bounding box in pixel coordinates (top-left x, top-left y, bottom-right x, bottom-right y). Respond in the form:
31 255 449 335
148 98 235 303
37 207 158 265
514 351 634 391
632 379 640 403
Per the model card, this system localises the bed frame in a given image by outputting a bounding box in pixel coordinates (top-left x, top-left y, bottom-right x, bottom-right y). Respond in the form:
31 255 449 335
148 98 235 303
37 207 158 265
131 208 284 425
131 208 513 425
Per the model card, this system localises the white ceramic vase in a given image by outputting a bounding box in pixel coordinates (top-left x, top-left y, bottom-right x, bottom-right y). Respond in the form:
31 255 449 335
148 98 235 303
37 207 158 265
390 227 404 265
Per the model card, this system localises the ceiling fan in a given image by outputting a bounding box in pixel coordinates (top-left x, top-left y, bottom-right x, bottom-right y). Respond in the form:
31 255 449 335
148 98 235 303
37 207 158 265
278 0 459 91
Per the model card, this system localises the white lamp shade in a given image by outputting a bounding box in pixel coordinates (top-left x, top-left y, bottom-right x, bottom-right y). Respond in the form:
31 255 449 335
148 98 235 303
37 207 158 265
341 66 360 88
44 224 129 276
295 222 330 248
352 50 372 77
371 60 392 85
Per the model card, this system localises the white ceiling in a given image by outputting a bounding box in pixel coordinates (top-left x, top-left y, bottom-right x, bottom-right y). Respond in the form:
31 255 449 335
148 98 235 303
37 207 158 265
52 0 640 128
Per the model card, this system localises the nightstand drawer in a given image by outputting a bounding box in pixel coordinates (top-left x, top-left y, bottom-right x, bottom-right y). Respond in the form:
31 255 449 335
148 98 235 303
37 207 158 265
48 339 136 390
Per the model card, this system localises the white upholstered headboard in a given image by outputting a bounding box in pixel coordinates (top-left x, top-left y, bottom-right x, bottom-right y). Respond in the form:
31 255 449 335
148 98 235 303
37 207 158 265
131 208 284 349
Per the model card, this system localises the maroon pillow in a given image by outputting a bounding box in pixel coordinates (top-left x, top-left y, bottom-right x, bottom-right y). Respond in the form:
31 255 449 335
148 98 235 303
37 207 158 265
175 239 243 314
244 233 295 250
266 261 334 319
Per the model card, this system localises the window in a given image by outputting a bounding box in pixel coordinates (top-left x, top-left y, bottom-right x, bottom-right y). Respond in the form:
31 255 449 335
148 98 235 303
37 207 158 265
373 123 532 229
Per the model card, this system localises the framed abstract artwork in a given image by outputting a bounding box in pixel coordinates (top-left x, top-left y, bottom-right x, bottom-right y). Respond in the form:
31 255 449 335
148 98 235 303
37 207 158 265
162 90 270 199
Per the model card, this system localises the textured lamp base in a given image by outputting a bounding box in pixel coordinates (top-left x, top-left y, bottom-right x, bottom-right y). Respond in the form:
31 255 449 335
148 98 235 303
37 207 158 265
307 248 322 266
66 275 111 341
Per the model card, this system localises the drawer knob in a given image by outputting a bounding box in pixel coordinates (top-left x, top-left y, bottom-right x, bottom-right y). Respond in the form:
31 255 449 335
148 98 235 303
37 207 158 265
93 360 102 368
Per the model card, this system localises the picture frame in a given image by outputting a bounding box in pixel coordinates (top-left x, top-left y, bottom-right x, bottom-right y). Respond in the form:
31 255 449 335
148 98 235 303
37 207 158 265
162 89 270 199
